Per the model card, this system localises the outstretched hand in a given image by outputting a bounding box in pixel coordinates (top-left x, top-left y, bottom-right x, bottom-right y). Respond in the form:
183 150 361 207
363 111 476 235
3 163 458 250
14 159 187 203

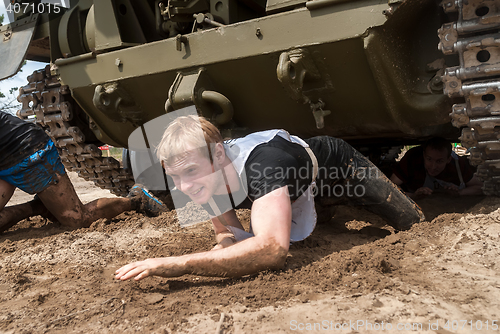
414 187 433 198
443 184 460 196
115 257 186 281
211 233 237 251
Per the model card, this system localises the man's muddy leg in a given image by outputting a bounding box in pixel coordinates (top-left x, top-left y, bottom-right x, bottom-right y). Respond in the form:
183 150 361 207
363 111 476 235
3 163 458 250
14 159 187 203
81 196 133 225
0 197 49 233
0 179 15 210
344 150 425 230
308 137 424 230
0 179 25 232
37 173 132 228
37 173 86 227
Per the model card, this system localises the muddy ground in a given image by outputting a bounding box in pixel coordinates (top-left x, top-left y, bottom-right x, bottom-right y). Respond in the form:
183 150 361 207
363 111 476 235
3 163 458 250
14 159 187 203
1 172 499 333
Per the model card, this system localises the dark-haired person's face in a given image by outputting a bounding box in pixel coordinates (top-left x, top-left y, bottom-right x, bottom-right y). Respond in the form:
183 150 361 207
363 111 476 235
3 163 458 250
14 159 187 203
423 147 451 177
164 149 224 205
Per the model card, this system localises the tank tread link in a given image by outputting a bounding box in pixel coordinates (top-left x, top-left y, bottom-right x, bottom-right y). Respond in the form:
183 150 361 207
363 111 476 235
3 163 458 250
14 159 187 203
17 65 135 196
440 0 500 196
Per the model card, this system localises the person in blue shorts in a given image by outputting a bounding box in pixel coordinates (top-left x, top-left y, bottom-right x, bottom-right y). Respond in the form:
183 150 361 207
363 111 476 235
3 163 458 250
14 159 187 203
0 111 165 233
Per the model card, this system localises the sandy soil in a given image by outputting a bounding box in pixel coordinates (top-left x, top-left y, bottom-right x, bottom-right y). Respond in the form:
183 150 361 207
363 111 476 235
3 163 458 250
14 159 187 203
1 172 499 333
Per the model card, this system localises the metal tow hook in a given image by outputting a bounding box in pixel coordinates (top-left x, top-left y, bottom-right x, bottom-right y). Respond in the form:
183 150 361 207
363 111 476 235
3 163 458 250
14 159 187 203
309 99 331 129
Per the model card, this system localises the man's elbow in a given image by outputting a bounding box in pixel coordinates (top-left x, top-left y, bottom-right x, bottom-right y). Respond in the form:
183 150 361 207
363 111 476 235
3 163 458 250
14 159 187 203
271 245 288 269
261 237 288 270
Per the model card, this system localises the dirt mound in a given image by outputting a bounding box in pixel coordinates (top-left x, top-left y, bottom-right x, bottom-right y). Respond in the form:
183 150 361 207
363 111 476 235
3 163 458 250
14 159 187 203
1 174 499 333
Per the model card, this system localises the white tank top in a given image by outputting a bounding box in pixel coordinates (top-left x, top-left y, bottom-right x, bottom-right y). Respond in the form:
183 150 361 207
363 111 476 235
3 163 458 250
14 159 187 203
221 130 317 243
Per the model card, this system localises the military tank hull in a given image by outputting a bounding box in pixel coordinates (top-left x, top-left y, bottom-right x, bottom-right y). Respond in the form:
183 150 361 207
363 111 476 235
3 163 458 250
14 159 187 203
1 0 499 195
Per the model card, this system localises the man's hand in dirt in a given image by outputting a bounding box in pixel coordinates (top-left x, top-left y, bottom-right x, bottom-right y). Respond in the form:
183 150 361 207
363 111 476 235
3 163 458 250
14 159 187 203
410 187 433 199
115 257 186 281
211 236 237 250
443 184 460 196
116 187 292 279
211 231 237 250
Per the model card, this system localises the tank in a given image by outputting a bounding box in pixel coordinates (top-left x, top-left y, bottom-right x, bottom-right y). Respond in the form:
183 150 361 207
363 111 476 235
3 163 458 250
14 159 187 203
1 0 499 196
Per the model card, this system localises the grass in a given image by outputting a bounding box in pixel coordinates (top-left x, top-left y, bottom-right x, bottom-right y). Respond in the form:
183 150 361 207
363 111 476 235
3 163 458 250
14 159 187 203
100 146 123 162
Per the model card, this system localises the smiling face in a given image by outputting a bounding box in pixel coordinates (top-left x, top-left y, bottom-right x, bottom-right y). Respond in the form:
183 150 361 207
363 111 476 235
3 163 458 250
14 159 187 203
423 146 452 177
164 148 225 205
157 115 228 204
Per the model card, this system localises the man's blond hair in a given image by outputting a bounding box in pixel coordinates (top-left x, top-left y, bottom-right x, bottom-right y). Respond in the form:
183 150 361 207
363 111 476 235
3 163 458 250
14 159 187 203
157 115 223 166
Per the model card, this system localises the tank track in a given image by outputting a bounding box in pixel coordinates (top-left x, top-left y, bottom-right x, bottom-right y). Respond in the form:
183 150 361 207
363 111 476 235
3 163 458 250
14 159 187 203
16 65 135 196
439 0 500 196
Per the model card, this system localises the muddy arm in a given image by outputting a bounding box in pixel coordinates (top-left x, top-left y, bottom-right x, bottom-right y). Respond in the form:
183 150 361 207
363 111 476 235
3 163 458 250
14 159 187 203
115 186 292 279
390 173 427 199
459 176 484 196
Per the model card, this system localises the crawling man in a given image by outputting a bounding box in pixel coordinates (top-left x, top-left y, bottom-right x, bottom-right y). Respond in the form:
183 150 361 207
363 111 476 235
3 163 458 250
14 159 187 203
116 115 424 280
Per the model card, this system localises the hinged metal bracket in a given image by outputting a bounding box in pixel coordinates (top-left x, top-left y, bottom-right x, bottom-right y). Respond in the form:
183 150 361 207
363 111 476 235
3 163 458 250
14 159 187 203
92 82 143 125
277 48 320 104
277 48 333 128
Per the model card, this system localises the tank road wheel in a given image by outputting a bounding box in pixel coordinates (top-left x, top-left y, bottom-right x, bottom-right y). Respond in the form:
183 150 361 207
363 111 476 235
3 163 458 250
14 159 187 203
17 65 135 196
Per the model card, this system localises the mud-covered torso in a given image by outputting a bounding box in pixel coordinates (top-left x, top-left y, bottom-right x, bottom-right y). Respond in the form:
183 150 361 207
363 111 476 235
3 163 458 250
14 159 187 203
0 111 48 170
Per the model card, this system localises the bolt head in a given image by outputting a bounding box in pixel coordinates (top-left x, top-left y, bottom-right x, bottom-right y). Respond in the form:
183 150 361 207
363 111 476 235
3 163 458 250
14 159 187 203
195 13 205 24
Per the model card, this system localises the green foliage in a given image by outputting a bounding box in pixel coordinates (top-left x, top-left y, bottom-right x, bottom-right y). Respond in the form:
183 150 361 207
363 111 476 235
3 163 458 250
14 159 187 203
0 13 4 25
0 86 20 116
109 147 124 161
0 90 20 114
